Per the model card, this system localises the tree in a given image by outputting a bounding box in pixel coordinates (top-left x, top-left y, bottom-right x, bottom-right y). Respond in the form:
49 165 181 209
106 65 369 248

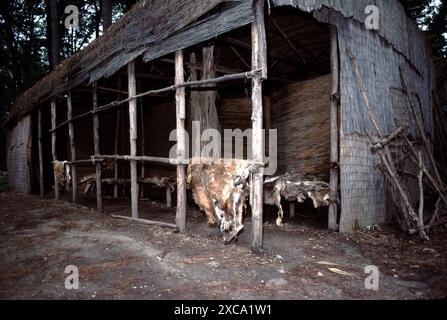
47 0 61 69
102 0 112 31
405 0 447 57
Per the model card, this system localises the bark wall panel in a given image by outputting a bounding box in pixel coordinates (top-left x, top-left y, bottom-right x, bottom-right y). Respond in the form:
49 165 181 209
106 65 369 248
339 133 387 232
6 116 32 193
334 15 433 232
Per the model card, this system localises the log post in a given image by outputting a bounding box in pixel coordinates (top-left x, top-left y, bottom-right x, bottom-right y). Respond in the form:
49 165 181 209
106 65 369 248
166 187 172 208
93 82 103 211
67 92 78 203
138 79 146 198
38 108 45 198
251 0 267 253
114 76 122 198
51 97 60 200
128 61 139 218
175 50 187 232
190 46 220 152
328 25 340 231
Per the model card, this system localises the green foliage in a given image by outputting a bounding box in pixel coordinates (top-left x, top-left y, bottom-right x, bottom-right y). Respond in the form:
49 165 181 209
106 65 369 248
405 0 447 57
0 0 135 122
0 1 48 118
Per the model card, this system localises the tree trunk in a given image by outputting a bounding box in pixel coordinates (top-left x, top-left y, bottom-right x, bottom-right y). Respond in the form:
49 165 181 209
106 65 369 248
48 0 61 69
0 2 22 95
102 0 112 31
190 45 220 154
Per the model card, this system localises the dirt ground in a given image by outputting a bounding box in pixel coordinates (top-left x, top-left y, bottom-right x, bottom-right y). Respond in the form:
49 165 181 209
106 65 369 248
0 191 446 300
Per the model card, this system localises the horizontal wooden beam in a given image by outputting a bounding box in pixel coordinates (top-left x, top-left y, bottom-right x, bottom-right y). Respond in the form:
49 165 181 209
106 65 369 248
68 159 100 165
49 69 262 133
117 71 172 81
93 155 184 165
94 155 266 169
160 58 244 76
75 85 129 95
110 214 178 229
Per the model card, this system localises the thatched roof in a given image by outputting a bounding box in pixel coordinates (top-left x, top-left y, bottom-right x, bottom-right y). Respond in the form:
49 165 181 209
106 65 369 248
5 0 254 127
5 0 422 128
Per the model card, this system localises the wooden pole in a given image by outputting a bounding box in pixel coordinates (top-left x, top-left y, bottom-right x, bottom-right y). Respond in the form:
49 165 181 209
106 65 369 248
328 25 340 231
93 82 103 211
51 97 60 200
38 108 45 198
166 187 172 208
50 70 261 133
67 92 78 203
110 214 178 230
128 61 139 218
114 76 122 198
175 50 187 232
138 79 146 198
251 0 267 253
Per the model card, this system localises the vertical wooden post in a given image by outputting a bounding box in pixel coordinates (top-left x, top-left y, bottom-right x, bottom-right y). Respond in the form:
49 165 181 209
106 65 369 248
175 50 187 232
67 92 78 203
93 82 103 211
328 25 340 231
51 97 60 200
38 108 45 198
114 77 122 198
251 0 267 253
166 187 172 208
138 79 146 198
128 61 139 218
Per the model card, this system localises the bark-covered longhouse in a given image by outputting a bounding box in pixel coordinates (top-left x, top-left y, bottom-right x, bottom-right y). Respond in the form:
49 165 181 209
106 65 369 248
3 0 435 250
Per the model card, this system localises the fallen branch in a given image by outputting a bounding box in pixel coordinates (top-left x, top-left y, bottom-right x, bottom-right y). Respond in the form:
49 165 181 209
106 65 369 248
110 214 178 230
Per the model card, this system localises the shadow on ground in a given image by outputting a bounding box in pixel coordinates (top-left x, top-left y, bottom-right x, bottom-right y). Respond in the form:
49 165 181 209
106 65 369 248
0 192 446 299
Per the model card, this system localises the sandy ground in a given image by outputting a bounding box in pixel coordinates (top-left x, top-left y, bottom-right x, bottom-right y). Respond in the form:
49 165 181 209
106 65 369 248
0 191 446 300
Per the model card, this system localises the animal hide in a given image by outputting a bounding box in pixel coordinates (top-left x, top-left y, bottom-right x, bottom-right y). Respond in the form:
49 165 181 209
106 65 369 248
264 172 330 226
187 158 252 243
